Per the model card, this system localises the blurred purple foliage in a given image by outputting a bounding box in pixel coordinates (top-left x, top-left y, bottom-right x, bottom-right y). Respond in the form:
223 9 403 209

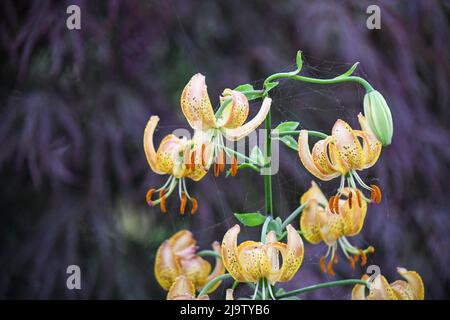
0 0 449 299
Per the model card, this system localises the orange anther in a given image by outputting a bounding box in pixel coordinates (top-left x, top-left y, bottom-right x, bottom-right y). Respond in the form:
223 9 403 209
370 185 382 204
146 188 156 206
328 196 335 213
356 190 362 208
231 156 238 177
159 189 167 213
190 151 196 170
354 254 360 263
367 246 375 254
190 197 198 214
319 256 326 273
201 144 206 167
327 260 335 276
333 194 340 214
359 249 367 266
348 191 353 209
333 254 338 265
219 150 225 173
214 162 219 177
348 257 355 271
180 192 187 215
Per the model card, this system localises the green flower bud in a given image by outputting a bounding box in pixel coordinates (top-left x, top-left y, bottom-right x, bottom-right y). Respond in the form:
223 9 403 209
363 90 393 146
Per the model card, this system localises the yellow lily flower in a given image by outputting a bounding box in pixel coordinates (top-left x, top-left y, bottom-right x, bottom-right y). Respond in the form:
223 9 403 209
300 181 374 276
298 114 382 208
167 276 210 300
352 267 424 300
181 73 272 177
144 115 211 214
154 230 225 293
221 224 304 284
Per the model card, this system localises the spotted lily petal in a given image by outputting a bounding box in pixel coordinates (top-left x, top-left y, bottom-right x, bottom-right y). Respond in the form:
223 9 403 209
276 225 304 282
156 134 187 176
332 119 364 172
169 230 196 258
355 113 382 169
221 225 248 282
180 256 212 289
300 182 328 244
298 130 340 181
155 240 182 290
351 275 370 300
202 241 226 293
237 241 271 282
181 73 218 130
340 189 367 237
143 116 164 174
218 89 249 128
223 97 272 141
393 267 425 300
367 275 399 300
167 275 196 300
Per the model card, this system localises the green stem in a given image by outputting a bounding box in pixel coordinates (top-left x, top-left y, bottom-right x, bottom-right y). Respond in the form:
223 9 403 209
280 201 309 230
276 279 368 299
265 73 373 93
264 110 273 216
197 250 221 259
277 130 328 139
223 146 259 166
198 273 232 297
260 216 272 243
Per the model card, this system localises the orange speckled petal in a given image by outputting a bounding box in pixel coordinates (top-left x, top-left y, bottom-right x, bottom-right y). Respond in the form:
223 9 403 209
395 267 425 300
167 275 196 300
356 113 382 169
221 225 248 282
223 97 271 141
180 256 212 289
143 116 164 174
218 89 249 129
340 190 367 237
156 134 185 175
331 119 364 172
298 130 340 181
169 230 196 257
312 136 341 175
318 206 345 246
237 242 271 283
300 181 328 207
265 231 280 275
276 225 304 282
181 73 218 130
155 240 182 291
367 275 399 300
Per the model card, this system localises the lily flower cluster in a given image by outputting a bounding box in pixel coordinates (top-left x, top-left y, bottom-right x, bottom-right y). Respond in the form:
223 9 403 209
144 74 271 215
148 52 423 300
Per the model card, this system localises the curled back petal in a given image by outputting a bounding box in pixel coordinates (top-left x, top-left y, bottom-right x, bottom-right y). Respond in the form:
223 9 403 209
222 97 272 141
143 116 164 174
218 89 249 129
179 256 212 289
318 206 345 246
202 241 226 293
155 240 182 291
367 275 399 300
298 130 340 181
351 275 370 300
312 136 341 176
221 225 248 282
355 113 382 169
340 189 367 237
237 241 271 283
181 73 218 130
156 134 186 175
169 230 196 258
275 225 304 282
395 267 425 300
300 199 324 244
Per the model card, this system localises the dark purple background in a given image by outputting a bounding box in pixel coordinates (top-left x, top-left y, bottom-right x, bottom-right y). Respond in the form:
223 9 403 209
0 0 449 299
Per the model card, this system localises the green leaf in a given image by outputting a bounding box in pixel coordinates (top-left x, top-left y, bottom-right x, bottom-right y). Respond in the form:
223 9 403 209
250 146 266 166
234 212 267 227
296 50 303 71
268 218 282 235
335 62 359 79
278 135 298 151
264 81 279 92
273 121 299 134
234 83 254 92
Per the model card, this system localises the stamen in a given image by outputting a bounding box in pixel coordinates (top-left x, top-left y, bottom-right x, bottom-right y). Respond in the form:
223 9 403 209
159 189 167 213
327 260 335 276
333 254 338 265
231 156 238 177
190 197 198 214
319 256 326 273
359 249 367 266
370 184 382 204
333 194 340 214
190 151 196 171
180 192 187 215
214 162 219 177
354 254 360 263
348 191 353 209
219 150 225 173
146 188 156 206
328 196 335 213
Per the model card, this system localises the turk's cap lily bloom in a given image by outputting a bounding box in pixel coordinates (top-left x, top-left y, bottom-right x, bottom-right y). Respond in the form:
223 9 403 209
181 73 271 176
364 90 393 147
300 181 374 275
352 267 424 300
221 224 304 284
155 230 225 293
167 276 210 300
144 115 209 214
298 114 383 205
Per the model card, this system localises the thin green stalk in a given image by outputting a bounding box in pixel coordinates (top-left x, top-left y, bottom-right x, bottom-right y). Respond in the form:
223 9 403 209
198 273 232 297
264 110 273 216
277 130 328 139
280 201 309 230
276 279 368 299
260 216 272 243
